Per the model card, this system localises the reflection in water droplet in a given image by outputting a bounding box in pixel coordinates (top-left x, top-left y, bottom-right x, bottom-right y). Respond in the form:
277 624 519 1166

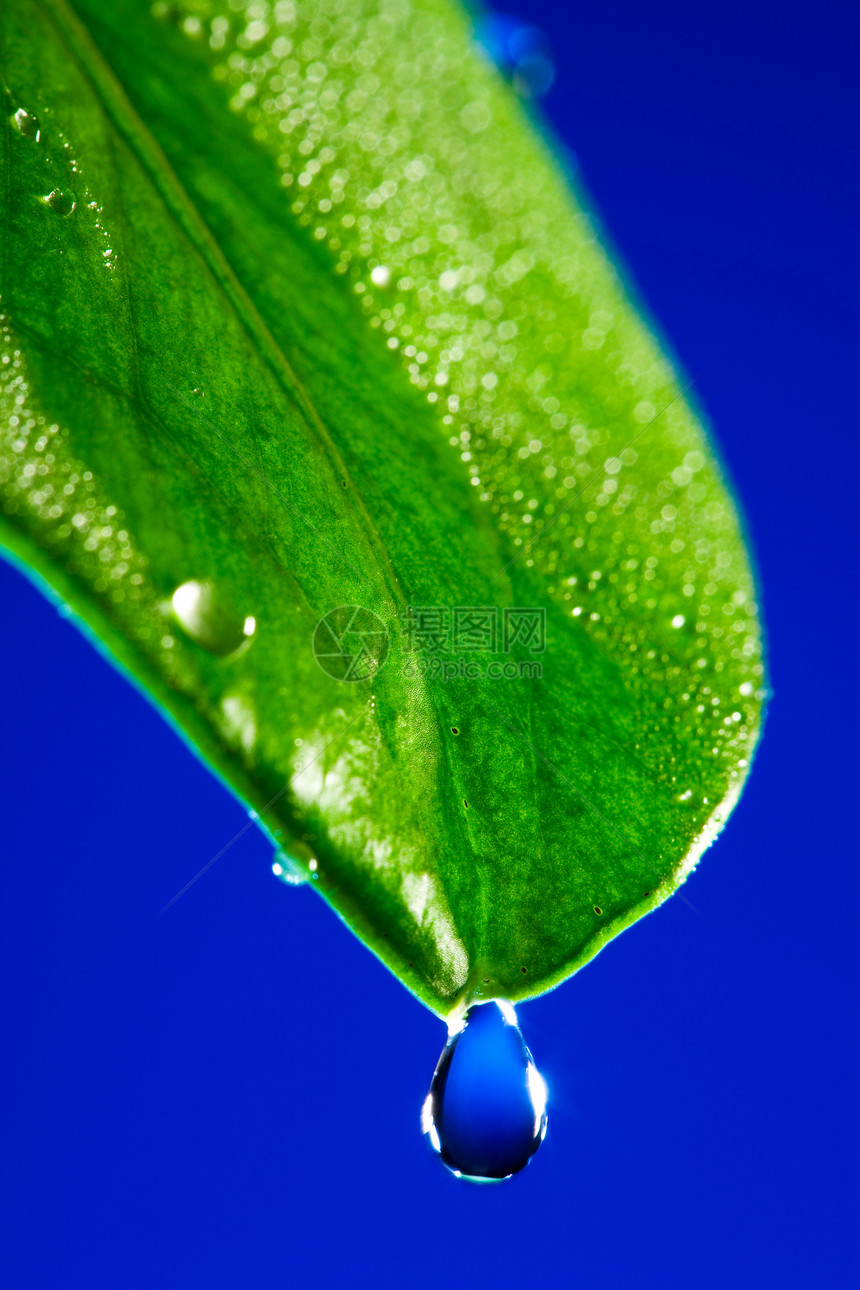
422 999 547 1181
271 849 310 886
41 188 76 216
12 107 41 141
171 579 256 656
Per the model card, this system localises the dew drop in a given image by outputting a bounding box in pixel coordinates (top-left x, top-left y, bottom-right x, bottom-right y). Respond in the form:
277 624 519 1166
41 188 76 216
271 849 309 886
12 107 41 141
170 579 256 656
422 1000 548 1181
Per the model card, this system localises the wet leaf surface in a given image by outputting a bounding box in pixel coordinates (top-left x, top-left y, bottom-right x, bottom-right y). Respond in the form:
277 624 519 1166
0 0 764 1014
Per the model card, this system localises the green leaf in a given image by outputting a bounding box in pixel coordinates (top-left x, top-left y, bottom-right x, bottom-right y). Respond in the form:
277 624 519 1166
0 0 764 1017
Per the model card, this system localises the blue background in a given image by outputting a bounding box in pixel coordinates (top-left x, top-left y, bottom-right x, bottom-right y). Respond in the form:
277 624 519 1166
2 1 857 1285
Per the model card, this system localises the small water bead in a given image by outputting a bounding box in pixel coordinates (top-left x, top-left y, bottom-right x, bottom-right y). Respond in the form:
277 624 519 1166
422 1000 547 1181
12 108 41 141
40 188 76 216
170 579 256 656
271 850 309 886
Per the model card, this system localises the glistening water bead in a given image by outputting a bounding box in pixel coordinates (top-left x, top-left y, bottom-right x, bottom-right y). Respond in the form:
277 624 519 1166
12 107 41 141
40 188 76 216
271 849 310 886
170 579 256 657
422 1000 547 1181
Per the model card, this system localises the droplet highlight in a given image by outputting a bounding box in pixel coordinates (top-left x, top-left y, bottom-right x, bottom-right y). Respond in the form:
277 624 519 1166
422 999 547 1181
170 579 256 656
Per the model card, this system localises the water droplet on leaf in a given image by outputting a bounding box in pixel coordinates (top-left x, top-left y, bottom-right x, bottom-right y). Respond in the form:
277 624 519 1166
271 850 310 886
41 188 76 216
171 579 256 656
12 107 40 141
422 1000 547 1181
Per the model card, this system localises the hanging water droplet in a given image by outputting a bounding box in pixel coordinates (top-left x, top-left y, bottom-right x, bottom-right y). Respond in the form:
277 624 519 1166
40 188 76 216
12 107 41 141
170 579 256 656
422 999 548 1181
271 849 310 886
